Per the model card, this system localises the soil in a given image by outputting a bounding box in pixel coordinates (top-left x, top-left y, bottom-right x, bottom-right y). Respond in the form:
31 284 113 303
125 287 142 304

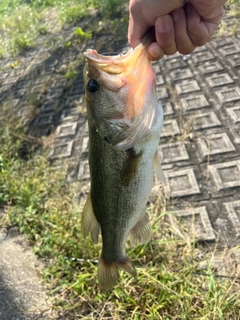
0 224 54 320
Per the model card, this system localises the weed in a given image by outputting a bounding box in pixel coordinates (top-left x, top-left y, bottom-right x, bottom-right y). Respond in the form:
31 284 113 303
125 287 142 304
1 103 240 319
1 0 240 319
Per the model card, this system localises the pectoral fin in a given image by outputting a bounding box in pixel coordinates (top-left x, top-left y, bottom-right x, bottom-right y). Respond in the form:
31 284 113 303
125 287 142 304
121 148 142 186
81 193 100 244
154 151 166 184
129 212 152 245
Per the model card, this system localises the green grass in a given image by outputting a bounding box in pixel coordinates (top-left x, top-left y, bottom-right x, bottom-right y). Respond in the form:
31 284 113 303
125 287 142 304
0 0 127 57
0 108 240 319
1 0 240 318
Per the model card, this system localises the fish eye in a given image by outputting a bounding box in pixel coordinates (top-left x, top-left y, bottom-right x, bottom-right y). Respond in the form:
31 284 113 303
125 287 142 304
87 79 99 93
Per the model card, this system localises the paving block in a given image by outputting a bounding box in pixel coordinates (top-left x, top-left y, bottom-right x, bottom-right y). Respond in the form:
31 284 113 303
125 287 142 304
198 61 224 74
81 136 89 155
219 44 240 56
11 99 20 108
78 159 90 180
226 106 240 124
169 206 215 241
175 80 201 95
0 73 8 81
223 201 240 237
55 122 78 138
41 100 59 113
165 168 201 197
33 114 53 126
215 87 240 103
205 73 234 88
231 127 240 144
156 74 164 85
49 141 73 159
210 37 232 49
227 54 240 68
209 160 240 191
170 68 193 81
166 57 187 70
161 119 181 138
191 50 216 63
162 102 174 116
2 76 18 85
193 111 221 130
159 142 189 163
17 106 33 117
198 132 235 158
46 89 63 100
14 88 26 99
157 87 169 99
181 94 209 111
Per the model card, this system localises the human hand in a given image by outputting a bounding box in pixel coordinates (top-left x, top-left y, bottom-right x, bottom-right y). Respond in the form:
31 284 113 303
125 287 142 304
128 0 226 61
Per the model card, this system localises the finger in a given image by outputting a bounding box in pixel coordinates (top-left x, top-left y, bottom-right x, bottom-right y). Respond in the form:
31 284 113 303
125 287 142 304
171 8 195 54
155 15 177 55
185 4 219 46
186 0 226 23
148 42 165 61
128 14 148 48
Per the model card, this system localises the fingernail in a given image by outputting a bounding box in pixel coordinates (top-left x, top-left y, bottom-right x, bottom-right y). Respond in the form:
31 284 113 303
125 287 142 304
148 43 164 61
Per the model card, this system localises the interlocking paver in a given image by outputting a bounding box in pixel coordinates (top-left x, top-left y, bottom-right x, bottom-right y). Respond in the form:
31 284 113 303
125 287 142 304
197 132 235 158
0 11 240 287
56 122 78 138
161 119 181 138
175 79 201 95
159 142 189 163
224 201 240 237
169 206 215 242
49 141 73 159
165 168 201 197
227 106 240 124
193 111 221 130
180 94 209 111
215 87 240 103
198 61 224 75
78 159 90 181
209 160 240 191
162 102 174 115
205 73 234 88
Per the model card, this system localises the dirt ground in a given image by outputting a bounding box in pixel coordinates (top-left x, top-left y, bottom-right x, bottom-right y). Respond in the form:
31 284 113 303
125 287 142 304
0 223 54 320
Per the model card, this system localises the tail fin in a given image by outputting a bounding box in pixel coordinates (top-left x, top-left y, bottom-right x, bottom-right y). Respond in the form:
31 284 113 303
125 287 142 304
98 255 137 290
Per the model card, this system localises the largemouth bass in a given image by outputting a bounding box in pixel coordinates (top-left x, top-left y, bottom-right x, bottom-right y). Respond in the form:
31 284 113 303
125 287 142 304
82 36 164 290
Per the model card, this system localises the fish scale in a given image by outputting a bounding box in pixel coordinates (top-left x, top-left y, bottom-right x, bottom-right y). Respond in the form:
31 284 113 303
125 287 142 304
82 35 164 290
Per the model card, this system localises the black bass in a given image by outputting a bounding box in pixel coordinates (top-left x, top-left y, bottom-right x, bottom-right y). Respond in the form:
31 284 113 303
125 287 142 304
82 36 164 290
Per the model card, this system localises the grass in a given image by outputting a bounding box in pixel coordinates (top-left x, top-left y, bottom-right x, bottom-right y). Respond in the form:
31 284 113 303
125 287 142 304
1 0 240 318
0 0 127 58
1 107 240 319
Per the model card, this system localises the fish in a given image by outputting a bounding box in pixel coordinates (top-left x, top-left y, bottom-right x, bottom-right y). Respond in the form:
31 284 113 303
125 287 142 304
81 35 164 291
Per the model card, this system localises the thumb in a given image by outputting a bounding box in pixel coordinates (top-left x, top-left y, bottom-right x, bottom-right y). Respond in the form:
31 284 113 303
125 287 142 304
128 13 150 48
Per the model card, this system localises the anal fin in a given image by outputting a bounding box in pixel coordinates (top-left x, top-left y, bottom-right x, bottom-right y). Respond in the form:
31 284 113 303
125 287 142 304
129 212 152 245
81 193 100 244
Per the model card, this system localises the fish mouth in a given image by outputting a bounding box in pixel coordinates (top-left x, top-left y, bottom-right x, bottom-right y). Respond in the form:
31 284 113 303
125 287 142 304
83 32 152 73
83 48 133 74
83 33 159 150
